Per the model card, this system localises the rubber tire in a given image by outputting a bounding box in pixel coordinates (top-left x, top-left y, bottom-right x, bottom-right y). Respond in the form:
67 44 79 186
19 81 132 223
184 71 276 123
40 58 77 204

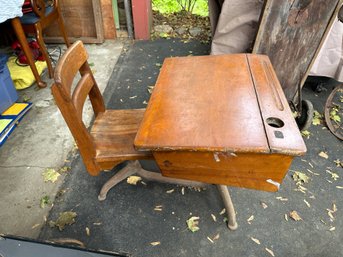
296 99 314 131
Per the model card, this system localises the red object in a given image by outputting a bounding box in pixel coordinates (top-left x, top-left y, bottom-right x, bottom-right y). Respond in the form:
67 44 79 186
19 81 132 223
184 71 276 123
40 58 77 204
131 0 152 40
22 0 33 14
11 40 45 64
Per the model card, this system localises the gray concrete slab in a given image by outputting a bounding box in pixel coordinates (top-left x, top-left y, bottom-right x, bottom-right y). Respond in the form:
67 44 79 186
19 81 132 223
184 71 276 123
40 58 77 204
0 40 124 237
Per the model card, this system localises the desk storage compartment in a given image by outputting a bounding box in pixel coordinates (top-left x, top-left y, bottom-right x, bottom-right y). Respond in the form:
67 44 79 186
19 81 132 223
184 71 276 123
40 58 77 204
0 55 18 114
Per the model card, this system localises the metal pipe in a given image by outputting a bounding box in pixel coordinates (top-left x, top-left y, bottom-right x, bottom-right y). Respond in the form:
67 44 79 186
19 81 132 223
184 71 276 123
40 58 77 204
123 0 134 39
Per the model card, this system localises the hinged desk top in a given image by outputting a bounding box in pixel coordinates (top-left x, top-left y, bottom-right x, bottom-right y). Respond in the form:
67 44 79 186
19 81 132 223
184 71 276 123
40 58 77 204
135 54 306 156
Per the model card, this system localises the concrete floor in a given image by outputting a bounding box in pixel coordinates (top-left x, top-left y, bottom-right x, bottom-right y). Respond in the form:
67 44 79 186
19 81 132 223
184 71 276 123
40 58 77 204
0 40 124 238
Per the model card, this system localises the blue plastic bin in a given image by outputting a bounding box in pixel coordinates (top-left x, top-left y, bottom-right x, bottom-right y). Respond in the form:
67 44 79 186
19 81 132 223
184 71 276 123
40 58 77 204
0 54 18 114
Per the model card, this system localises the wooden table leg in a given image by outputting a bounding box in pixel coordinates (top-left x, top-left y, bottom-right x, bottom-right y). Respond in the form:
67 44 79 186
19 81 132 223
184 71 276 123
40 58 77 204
11 17 47 88
217 185 238 230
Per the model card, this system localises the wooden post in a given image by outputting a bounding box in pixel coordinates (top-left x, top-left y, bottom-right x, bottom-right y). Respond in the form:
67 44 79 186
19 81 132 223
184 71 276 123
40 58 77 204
131 0 152 40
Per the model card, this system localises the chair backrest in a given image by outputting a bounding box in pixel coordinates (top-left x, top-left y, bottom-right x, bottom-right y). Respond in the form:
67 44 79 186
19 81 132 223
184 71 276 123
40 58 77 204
52 40 105 175
30 0 54 17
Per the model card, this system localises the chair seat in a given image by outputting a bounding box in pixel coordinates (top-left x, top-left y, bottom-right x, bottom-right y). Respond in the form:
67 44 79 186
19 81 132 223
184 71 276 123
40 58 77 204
20 6 53 24
91 109 152 163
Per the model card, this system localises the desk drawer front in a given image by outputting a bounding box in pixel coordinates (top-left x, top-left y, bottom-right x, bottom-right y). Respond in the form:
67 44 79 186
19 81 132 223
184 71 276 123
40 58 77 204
154 151 293 192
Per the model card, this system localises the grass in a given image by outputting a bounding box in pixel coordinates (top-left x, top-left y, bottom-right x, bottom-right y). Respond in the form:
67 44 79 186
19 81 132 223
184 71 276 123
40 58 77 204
152 0 209 17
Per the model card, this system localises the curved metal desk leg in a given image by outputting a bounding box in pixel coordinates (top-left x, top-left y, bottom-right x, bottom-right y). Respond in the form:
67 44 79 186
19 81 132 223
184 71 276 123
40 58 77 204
11 17 47 88
217 185 238 230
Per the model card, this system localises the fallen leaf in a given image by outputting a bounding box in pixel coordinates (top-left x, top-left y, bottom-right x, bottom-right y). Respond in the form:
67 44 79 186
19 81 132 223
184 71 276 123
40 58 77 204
42 168 60 183
129 95 137 99
301 130 311 139
336 186 343 189
86 227 90 236
186 216 200 232
284 214 288 221
312 111 323 126
329 226 336 231
50 211 77 231
127 176 142 185
261 202 268 209
251 237 260 245
276 196 288 201
307 169 320 176
265 248 275 257
143 100 148 105
326 170 339 180
303 199 311 208
166 189 174 194
213 233 220 240
154 205 163 211
247 215 254 224
181 187 185 195
207 237 214 243
147 86 155 94
289 211 302 221
318 151 329 159
334 159 343 168
292 171 310 184
219 208 226 215
58 166 70 173
150 241 161 246
40 195 51 209
211 214 217 222
31 223 40 229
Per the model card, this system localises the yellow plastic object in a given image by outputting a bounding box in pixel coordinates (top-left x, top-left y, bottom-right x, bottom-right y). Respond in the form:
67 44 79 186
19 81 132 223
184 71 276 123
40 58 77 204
6 56 47 90
2 103 29 116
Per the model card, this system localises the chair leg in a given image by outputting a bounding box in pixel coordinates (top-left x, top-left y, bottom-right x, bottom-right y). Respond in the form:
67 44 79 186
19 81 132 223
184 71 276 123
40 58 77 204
35 24 54 78
98 160 207 201
57 16 70 47
216 185 238 230
11 18 47 88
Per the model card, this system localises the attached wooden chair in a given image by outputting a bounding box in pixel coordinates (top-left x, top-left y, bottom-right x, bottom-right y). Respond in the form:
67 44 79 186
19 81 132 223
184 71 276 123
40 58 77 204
18 0 70 78
51 41 207 202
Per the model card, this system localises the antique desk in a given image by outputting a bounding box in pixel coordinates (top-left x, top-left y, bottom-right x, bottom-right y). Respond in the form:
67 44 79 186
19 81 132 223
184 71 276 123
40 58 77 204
134 54 306 228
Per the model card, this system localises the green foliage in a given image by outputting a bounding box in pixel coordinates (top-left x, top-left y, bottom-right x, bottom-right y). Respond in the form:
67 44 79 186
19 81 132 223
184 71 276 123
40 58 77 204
152 0 208 17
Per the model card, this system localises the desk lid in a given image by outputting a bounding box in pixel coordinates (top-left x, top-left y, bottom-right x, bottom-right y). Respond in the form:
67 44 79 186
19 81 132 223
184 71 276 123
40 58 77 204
134 54 306 156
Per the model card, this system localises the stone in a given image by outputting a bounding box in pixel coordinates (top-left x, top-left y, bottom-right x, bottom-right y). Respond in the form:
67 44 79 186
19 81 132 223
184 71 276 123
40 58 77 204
189 27 202 37
176 27 187 35
154 25 173 34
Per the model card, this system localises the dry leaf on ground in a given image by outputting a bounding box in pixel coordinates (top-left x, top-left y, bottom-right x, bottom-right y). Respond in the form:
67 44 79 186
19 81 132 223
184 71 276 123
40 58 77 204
42 168 60 183
49 211 77 231
261 202 268 209
166 189 175 194
86 227 90 236
250 237 260 245
292 171 310 185
127 176 142 185
289 211 302 221
247 215 254 224
186 216 200 232
265 248 275 256
318 151 329 159
150 241 161 246
211 214 217 222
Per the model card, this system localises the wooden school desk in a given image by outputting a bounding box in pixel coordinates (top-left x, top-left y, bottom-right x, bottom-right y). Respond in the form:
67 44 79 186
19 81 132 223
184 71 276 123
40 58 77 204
134 54 306 229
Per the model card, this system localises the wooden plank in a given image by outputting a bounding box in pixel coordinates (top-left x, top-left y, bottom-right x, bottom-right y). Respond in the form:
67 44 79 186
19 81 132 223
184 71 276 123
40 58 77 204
100 0 116 39
43 0 104 44
253 0 341 102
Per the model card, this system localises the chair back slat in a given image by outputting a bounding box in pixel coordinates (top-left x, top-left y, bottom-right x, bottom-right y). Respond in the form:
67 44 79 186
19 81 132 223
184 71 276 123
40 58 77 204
31 0 46 18
52 40 105 175
72 72 95 119
54 40 89 97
